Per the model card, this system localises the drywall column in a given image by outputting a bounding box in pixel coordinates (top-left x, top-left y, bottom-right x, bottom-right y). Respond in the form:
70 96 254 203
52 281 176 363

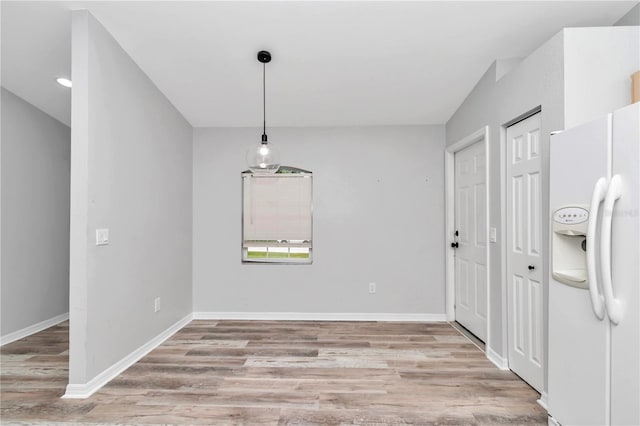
68 10 193 393
69 11 90 384
1 88 70 341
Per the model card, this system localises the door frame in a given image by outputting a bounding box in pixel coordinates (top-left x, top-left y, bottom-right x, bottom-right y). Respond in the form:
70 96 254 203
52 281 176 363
445 126 490 345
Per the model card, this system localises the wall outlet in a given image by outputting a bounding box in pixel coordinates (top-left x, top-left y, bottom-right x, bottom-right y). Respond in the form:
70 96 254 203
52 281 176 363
490 227 497 243
368 282 376 294
154 297 161 313
96 228 109 246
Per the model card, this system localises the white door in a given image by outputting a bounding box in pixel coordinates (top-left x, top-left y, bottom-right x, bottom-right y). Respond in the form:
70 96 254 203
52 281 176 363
506 113 544 392
454 140 487 342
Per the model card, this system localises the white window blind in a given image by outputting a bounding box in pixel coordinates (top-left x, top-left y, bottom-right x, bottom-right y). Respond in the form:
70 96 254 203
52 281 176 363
243 174 312 243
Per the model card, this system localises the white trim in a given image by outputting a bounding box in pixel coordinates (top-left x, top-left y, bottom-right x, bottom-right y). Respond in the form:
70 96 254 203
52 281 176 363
537 391 549 410
486 345 510 370
445 146 456 322
499 124 510 368
547 416 560 426
62 313 192 399
444 126 490 343
485 128 491 351
0 313 69 346
193 312 447 322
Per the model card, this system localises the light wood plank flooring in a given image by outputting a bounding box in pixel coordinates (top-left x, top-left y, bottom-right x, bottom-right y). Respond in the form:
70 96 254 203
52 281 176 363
1 320 547 425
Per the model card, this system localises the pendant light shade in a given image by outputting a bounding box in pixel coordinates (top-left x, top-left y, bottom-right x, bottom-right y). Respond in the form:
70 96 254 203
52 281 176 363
247 140 280 173
247 50 280 174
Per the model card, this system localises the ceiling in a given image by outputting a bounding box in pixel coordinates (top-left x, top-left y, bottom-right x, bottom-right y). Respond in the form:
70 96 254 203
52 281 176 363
2 1 637 128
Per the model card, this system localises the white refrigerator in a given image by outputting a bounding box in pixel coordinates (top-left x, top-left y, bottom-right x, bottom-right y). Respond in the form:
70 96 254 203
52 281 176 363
548 102 640 426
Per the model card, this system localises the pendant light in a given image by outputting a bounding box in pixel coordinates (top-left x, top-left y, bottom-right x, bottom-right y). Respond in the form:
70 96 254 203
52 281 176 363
246 50 280 173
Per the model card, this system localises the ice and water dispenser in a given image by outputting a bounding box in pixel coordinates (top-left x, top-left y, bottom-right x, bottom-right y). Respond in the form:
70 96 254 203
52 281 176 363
552 205 589 288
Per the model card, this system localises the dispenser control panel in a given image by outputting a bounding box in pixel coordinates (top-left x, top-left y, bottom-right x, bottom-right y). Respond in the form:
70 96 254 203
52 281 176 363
553 207 589 225
552 204 589 289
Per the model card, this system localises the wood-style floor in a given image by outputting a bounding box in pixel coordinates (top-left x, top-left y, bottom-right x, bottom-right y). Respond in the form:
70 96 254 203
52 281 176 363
1 320 547 425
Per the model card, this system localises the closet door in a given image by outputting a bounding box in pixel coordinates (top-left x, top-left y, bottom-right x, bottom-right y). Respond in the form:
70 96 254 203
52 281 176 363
506 113 543 392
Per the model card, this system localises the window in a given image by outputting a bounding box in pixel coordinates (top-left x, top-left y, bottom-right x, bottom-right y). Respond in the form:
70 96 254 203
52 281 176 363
242 167 312 263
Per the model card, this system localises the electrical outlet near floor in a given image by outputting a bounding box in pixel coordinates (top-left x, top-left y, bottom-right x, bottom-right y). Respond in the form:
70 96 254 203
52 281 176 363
368 282 376 294
154 297 161 312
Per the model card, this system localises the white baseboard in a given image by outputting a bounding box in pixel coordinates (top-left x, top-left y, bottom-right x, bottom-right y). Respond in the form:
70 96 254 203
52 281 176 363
486 346 510 370
193 312 448 322
62 313 192 399
538 391 549 410
0 312 69 346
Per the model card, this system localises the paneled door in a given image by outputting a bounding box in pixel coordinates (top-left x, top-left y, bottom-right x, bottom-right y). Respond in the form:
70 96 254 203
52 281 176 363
454 140 487 342
506 112 543 392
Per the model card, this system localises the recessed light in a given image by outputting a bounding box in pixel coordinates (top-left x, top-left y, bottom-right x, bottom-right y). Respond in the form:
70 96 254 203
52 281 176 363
56 77 72 88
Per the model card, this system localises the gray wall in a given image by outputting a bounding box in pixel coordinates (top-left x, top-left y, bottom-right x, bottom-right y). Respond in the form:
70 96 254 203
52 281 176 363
193 125 446 315
564 26 640 128
1 87 70 337
69 11 193 385
615 3 640 26
446 31 565 386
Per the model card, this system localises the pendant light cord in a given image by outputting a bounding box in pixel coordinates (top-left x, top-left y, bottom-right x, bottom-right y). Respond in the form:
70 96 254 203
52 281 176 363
262 62 267 143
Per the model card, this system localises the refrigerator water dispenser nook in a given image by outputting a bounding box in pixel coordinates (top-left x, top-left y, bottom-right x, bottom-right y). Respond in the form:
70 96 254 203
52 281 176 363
552 205 589 288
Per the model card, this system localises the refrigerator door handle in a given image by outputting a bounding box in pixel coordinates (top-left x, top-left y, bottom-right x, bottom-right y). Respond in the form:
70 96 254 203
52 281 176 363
587 177 608 320
600 174 623 325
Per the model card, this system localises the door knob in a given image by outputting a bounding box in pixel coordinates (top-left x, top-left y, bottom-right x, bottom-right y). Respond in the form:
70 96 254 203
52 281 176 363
451 242 459 248
528 265 535 270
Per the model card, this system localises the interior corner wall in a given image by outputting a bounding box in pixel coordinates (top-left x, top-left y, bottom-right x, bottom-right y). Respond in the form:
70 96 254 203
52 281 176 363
69 10 192 385
1 87 70 337
192 125 446 316
615 3 640 26
445 30 565 390
564 26 640 129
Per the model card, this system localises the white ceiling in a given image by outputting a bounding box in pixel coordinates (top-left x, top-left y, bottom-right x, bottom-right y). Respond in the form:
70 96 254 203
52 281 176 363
2 1 637 127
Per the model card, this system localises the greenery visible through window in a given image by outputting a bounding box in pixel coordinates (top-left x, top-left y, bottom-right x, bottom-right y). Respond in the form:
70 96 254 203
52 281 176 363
242 167 313 264
247 244 310 260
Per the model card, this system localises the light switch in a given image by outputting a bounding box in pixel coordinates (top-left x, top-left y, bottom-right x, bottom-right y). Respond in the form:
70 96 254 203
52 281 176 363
490 227 497 243
96 229 109 246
